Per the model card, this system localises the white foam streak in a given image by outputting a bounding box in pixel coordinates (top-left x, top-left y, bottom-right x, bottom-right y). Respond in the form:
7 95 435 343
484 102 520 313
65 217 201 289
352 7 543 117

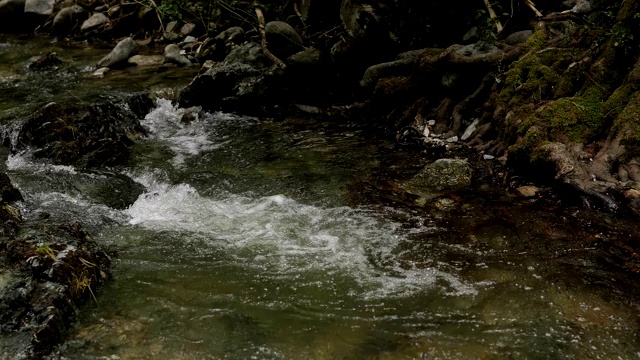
142 99 220 165
125 179 477 299
7 152 78 174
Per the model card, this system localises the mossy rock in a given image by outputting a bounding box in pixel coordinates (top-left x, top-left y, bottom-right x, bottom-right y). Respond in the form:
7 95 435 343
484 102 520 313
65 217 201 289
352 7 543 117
402 158 472 199
613 91 640 160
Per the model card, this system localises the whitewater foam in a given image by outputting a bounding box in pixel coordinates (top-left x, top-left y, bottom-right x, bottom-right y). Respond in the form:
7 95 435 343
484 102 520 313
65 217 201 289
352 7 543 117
124 178 477 299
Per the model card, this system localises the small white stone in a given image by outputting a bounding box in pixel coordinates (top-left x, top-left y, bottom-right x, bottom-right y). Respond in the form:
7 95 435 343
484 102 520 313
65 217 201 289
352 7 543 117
445 136 458 143
483 154 495 160
92 67 109 77
423 126 430 138
427 119 436 126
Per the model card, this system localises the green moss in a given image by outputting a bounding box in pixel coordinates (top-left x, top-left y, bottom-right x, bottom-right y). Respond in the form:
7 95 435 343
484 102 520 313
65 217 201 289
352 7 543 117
509 126 546 156
613 91 640 159
523 29 549 52
604 83 639 119
497 49 568 106
1 204 21 224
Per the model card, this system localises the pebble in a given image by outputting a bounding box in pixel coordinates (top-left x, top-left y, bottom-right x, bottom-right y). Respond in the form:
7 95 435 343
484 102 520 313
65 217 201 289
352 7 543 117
92 67 109 77
446 136 458 143
516 185 539 198
483 154 495 160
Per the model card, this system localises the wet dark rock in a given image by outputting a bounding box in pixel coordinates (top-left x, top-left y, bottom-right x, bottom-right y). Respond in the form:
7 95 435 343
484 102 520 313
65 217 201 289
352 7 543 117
264 21 304 59
504 30 533 45
28 51 63 70
0 222 111 358
360 56 415 88
223 42 271 69
180 42 276 112
15 96 150 168
340 0 380 40
215 26 245 46
0 173 23 204
180 61 267 112
80 12 109 33
96 36 138 68
52 5 88 35
0 0 26 32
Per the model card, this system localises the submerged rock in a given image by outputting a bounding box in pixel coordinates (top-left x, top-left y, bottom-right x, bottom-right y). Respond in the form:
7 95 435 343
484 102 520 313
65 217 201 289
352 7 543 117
28 51 62 70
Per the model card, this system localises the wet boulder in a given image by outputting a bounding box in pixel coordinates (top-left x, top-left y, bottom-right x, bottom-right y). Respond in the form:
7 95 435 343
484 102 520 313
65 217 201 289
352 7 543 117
216 26 245 46
180 42 276 113
402 158 472 199
0 222 111 358
164 43 192 67
28 51 63 70
360 55 416 88
15 95 151 168
180 61 266 112
96 36 138 68
265 21 304 59
80 12 110 33
24 0 54 16
52 5 88 35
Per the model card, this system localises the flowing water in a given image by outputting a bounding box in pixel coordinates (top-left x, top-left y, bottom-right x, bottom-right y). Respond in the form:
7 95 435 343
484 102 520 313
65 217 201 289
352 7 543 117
1 35 640 359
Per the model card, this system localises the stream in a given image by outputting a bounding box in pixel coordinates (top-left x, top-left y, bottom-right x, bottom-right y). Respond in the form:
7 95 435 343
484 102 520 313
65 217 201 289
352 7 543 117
1 35 640 359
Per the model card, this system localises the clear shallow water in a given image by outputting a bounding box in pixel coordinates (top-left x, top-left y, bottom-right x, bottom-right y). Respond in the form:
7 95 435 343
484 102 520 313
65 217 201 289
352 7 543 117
4 100 638 359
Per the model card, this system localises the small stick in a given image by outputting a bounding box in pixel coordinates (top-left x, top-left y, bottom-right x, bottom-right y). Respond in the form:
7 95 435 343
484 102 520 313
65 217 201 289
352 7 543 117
523 0 543 17
255 7 287 69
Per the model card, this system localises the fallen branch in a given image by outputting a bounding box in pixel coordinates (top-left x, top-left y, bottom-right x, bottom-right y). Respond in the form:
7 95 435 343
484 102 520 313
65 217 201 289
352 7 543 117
255 7 287 69
523 0 543 17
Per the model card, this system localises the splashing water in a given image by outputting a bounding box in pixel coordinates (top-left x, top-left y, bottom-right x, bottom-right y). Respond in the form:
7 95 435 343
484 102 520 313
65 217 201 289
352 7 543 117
124 175 476 300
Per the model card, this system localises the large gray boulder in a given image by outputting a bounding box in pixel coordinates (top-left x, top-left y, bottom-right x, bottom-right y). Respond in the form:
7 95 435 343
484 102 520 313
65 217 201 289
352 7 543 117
52 5 88 35
80 12 109 33
264 21 304 59
163 44 192 66
97 37 138 68
24 0 53 15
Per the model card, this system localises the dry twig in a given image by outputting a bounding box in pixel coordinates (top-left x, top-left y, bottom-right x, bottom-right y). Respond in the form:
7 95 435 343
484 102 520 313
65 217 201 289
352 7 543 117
255 6 287 69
